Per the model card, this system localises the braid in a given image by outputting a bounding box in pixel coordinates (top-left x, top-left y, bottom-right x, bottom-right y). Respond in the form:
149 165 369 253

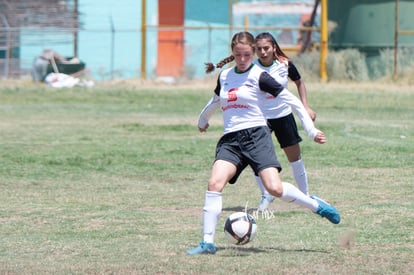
216 55 235 69
204 62 215 73
205 55 235 74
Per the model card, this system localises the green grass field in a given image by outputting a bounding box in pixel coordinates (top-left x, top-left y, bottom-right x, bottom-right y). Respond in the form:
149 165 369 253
0 81 413 274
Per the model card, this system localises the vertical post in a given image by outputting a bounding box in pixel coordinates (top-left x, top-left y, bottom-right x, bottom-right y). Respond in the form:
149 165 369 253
110 16 115 80
1 13 10 77
74 0 78 57
244 16 249 32
229 0 234 40
320 0 328 82
207 23 212 62
141 0 147 80
394 0 399 80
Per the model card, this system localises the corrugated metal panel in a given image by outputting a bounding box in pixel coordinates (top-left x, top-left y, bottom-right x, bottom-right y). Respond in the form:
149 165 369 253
329 0 414 48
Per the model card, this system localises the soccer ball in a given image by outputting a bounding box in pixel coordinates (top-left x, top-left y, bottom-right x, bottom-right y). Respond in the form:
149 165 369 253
224 212 257 245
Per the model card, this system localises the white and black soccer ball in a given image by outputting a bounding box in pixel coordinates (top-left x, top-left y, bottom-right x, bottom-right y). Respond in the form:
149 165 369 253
224 212 257 245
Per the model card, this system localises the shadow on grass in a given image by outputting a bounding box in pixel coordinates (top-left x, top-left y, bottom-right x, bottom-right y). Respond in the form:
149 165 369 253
217 246 329 257
219 206 330 257
222 206 257 212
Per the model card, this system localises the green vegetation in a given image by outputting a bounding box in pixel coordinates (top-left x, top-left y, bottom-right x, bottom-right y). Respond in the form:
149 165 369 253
295 47 414 82
0 81 413 274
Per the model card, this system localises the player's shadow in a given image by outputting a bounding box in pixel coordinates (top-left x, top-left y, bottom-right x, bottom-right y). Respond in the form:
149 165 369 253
222 206 255 212
217 246 329 257
220 206 330 256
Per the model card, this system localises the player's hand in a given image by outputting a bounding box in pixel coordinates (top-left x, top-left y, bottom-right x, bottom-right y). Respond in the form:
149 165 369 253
314 131 326 144
199 123 209 132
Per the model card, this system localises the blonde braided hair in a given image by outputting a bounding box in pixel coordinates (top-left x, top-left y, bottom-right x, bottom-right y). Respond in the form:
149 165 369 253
204 32 255 74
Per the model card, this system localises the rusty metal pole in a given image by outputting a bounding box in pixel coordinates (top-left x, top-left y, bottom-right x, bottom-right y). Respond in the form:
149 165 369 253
244 15 249 32
320 0 328 82
74 0 78 57
141 0 147 80
394 0 399 80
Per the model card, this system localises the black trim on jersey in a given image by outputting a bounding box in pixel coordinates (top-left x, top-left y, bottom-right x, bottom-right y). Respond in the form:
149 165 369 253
288 61 301 81
256 59 273 68
235 64 254 74
258 71 284 97
214 73 221 96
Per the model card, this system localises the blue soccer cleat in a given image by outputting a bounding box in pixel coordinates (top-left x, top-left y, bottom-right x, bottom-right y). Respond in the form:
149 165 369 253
187 241 217 255
258 195 275 212
311 195 341 224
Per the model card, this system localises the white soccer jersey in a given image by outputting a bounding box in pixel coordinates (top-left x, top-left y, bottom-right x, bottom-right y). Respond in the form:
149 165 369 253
253 59 319 140
215 65 268 134
253 59 292 118
198 63 320 140
197 64 320 137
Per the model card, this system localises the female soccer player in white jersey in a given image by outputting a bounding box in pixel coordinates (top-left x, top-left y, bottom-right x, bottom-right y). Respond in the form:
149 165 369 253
253 32 318 211
187 31 340 255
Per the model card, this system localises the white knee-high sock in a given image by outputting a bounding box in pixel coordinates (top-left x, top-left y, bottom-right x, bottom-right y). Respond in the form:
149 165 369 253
279 182 318 212
203 191 222 243
290 159 308 195
254 175 270 197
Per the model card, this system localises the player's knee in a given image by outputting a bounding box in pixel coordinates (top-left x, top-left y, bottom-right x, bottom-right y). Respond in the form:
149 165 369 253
266 185 283 197
208 178 226 192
